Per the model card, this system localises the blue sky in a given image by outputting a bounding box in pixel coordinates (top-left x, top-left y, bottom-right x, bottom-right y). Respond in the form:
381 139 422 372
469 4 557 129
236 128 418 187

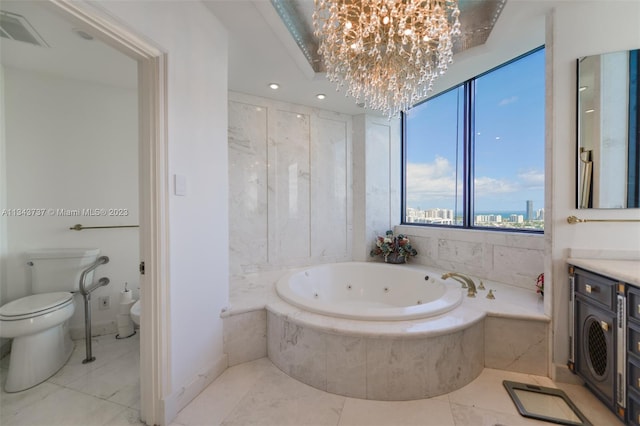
405 48 545 213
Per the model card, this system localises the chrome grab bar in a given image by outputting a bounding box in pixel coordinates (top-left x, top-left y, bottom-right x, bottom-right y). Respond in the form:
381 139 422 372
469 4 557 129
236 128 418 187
78 256 110 364
79 256 110 295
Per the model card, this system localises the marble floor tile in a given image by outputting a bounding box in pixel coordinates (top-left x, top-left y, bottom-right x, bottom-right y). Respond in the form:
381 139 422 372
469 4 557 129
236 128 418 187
49 334 139 387
220 362 346 426
447 368 538 414
338 397 455 426
103 408 146 426
64 349 140 400
173 358 619 426
0 333 141 426
555 382 624 426
174 358 274 426
450 402 546 426
0 381 62 422
1 386 129 426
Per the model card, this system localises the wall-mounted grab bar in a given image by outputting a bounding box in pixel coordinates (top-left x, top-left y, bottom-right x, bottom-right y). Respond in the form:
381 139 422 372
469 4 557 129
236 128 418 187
70 224 139 231
78 256 110 364
567 215 640 224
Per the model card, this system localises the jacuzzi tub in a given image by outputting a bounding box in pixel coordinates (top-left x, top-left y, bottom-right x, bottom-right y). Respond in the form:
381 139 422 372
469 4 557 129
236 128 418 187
276 262 463 320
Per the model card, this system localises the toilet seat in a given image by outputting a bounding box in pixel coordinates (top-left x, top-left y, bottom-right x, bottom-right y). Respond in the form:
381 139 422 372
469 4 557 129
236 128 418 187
0 292 73 321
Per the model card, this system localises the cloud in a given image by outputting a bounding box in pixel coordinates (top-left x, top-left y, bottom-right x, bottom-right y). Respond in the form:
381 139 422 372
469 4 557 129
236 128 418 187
406 157 458 202
474 176 519 194
406 158 544 206
498 96 518 106
518 169 545 188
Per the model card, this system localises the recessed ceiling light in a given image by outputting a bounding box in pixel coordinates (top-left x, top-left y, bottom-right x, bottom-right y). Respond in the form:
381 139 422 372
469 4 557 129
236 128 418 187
316 94 326 100
269 83 280 90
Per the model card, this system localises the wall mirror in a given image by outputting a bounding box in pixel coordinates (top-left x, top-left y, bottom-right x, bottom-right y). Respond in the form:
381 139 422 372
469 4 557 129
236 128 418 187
577 48 639 209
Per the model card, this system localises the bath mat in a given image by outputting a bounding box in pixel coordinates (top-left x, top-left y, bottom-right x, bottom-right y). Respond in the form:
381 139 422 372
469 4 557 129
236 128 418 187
503 381 592 425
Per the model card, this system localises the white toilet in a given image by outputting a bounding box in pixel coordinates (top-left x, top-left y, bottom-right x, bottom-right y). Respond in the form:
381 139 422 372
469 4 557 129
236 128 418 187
130 299 140 327
0 248 100 392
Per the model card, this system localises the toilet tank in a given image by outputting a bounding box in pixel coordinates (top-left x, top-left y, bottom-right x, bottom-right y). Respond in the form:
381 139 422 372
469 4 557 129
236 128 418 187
28 248 100 294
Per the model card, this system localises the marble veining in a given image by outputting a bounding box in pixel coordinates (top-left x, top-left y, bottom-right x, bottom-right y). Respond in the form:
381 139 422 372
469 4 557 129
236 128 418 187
228 92 353 278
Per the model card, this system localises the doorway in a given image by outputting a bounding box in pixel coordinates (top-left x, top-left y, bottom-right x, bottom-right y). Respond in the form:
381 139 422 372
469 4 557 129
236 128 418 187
0 1 168 424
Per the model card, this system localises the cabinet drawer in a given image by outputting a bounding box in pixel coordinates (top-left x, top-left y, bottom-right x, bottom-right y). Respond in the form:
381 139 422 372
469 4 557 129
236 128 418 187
630 357 640 396
631 323 640 358
629 286 640 323
630 390 640 426
574 267 617 310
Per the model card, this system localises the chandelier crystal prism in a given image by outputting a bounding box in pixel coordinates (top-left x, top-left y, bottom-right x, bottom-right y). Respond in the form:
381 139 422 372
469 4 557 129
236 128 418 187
313 0 461 117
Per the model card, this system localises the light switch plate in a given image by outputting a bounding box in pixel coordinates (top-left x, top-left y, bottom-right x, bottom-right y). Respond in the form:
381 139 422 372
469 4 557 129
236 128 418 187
174 174 187 196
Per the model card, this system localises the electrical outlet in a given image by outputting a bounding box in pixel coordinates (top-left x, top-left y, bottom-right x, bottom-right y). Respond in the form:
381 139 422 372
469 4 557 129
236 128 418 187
98 296 110 310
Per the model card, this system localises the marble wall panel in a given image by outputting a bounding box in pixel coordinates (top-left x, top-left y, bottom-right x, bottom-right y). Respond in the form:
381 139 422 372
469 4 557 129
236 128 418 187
493 245 545 290
366 122 393 239
485 316 548 375
428 321 484 395
311 117 350 260
365 338 431 400
267 312 327 391
228 101 268 276
325 334 366 398
228 92 353 277
397 225 545 291
223 310 267 366
438 239 485 268
269 109 311 263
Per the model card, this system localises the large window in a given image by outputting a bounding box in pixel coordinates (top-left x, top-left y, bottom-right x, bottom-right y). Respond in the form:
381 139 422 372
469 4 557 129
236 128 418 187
403 47 545 232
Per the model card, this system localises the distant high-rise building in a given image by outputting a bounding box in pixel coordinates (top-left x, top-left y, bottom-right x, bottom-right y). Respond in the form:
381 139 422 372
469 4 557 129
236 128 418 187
526 200 533 220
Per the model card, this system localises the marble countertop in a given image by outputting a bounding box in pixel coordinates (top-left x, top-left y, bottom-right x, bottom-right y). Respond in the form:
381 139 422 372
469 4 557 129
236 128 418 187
224 265 548 338
568 258 640 287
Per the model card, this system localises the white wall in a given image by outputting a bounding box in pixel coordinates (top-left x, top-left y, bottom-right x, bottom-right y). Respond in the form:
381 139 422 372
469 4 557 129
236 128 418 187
549 1 640 377
3 66 139 335
94 1 229 421
228 91 352 277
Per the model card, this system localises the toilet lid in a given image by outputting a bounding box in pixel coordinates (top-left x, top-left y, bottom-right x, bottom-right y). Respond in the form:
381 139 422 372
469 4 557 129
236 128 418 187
0 292 73 318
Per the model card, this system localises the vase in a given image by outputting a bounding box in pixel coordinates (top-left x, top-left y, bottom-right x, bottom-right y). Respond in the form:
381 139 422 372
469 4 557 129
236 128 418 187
385 253 406 264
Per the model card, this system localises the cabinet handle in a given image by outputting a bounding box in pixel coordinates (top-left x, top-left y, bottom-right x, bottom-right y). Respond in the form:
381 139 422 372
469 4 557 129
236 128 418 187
586 284 599 293
600 321 609 331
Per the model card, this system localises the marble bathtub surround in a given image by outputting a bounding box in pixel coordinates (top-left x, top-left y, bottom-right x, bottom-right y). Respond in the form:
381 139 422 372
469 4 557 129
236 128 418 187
395 225 545 291
223 265 549 399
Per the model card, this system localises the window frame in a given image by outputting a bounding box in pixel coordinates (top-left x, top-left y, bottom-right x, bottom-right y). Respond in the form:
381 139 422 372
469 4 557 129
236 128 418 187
401 46 545 234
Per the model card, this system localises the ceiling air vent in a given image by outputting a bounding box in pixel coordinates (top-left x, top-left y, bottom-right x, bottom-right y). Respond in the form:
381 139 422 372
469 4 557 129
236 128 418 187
0 10 49 47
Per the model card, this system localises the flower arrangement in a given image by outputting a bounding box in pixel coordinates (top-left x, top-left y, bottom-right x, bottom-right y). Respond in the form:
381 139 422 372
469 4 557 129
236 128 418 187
370 230 417 263
536 273 544 296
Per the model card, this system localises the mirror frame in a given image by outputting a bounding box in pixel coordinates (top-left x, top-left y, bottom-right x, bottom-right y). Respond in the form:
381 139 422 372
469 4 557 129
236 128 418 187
576 48 640 209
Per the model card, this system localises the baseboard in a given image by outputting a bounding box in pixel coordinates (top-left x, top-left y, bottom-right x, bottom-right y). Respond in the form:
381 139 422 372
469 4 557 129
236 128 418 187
553 362 584 385
163 353 228 424
69 320 118 340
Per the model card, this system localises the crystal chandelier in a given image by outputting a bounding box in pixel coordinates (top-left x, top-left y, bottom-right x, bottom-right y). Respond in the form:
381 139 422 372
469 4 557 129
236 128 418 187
313 0 461 117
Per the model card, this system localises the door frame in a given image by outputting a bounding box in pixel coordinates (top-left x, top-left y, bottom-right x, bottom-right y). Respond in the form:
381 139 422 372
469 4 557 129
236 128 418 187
46 1 170 424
